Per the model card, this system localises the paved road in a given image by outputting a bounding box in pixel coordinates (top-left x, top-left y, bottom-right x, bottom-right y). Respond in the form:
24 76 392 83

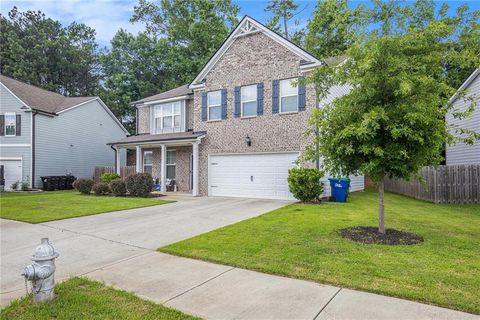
0 195 289 305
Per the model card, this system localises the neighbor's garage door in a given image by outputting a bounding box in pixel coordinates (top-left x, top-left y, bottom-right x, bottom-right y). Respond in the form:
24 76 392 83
0 159 22 190
209 152 299 200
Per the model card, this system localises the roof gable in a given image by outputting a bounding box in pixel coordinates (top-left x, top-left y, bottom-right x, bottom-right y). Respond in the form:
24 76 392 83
189 16 322 89
448 68 480 105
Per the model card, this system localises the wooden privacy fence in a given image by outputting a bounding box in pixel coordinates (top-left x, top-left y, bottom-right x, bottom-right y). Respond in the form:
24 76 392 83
384 165 480 204
94 166 136 183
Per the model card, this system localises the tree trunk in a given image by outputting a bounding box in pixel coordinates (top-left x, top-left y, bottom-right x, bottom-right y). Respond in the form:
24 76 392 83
283 5 289 39
378 174 385 234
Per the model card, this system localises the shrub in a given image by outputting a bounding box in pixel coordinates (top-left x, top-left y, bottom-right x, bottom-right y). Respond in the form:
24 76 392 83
10 181 19 191
21 181 29 191
125 173 154 197
288 168 324 202
72 178 94 195
100 172 121 184
109 178 126 196
92 182 110 196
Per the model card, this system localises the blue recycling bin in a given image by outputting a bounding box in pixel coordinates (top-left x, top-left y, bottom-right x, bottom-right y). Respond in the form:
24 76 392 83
329 178 350 202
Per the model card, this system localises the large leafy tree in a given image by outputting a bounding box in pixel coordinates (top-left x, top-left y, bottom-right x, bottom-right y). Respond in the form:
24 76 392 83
0 7 99 96
304 1 479 233
305 0 366 59
131 0 239 79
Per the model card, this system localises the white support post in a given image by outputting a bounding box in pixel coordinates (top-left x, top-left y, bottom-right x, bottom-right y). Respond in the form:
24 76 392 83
115 147 121 175
160 144 166 193
192 141 199 196
135 146 142 173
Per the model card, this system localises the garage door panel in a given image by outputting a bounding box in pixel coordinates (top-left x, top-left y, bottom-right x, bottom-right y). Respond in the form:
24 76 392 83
209 152 298 200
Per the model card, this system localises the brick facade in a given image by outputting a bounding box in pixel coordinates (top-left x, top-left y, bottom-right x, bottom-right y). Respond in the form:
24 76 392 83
193 32 316 195
137 106 150 134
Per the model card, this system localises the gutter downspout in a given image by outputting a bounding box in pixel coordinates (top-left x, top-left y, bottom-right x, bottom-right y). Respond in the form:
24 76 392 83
110 145 118 173
32 112 37 188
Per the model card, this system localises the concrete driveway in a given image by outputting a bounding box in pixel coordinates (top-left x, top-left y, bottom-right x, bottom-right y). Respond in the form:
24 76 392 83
0 196 290 306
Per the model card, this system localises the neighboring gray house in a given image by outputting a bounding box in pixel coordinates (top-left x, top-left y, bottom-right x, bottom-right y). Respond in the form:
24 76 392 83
446 68 480 165
109 16 364 200
0 75 128 189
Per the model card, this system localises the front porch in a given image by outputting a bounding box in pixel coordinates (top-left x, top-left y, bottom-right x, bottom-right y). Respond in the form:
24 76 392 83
109 132 205 196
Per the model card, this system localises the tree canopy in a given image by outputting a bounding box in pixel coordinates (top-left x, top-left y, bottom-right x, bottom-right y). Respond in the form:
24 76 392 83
0 7 99 96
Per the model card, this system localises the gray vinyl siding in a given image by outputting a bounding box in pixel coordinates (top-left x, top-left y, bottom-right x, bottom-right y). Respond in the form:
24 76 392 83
34 100 126 187
0 84 32 183
446 72 480 165
0 84 32 145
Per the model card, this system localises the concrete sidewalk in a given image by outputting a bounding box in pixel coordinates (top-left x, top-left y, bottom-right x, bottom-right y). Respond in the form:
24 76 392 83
86 251 478 320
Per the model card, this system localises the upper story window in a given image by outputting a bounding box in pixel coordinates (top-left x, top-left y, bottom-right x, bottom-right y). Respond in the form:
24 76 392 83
241 85 257 117
279 78 298 113
208 90 222 120
4 113 16 136
143 151 153 175
154 102 181 133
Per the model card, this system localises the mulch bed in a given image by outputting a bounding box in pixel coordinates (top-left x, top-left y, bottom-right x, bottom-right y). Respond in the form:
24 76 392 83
340 226 424 245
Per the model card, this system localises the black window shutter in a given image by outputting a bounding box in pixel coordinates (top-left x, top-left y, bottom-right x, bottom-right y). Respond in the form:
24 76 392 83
16 114 21 136
201 92 208 121
221 89 227 120
257 83 264 116
234 87 241 118
0 115 4 136
272 80 279 113
298 77 306 111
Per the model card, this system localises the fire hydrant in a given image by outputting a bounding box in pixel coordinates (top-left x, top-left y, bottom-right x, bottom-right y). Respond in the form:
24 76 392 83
22 238 59 303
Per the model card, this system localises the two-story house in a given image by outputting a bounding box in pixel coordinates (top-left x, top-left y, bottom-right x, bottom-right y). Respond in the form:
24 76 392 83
0 75 128 189
109 16 364 199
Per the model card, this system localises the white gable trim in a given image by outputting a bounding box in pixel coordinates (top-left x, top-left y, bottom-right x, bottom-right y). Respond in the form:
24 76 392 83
189 16 322 89
0 82 32 110
56 97 129 134
448 68 480 105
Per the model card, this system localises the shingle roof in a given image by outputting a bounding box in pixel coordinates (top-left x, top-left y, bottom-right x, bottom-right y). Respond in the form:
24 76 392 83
0 74 96 114
109 131 206 145
133 84 192 105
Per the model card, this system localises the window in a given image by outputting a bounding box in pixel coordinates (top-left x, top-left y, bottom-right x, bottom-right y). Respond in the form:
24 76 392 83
143 151 153 175
4 113 16 136
208 90 222 120
166 150 176 180
279 78 298 113
154 102 181 133
241 85 257 117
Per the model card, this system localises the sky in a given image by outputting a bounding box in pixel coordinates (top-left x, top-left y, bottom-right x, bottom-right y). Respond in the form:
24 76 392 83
1 0 479 48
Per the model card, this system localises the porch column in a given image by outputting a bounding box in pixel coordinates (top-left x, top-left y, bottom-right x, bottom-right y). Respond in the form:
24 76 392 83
135 146 142 173
115 146 121 175
191 141 199 197
160 144 166 193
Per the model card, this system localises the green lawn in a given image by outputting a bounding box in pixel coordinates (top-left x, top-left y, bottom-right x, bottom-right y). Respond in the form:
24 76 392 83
160 190 480 314
1 277 199 320
0 191 173 223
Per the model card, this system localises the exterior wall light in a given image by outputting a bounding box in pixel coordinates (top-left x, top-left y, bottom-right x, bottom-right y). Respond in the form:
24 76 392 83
246 136 251 147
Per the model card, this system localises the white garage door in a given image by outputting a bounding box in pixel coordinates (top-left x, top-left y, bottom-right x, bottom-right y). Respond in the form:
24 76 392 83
209 152 299 200
0 159 22 190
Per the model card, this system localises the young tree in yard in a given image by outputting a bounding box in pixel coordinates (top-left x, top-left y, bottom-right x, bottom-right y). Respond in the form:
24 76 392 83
304 1 479 234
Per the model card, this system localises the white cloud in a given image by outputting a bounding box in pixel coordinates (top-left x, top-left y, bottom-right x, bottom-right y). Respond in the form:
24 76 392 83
0 0 145 47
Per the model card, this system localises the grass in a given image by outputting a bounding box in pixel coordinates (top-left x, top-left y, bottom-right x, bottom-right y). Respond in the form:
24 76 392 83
0 277 199 320
160 189 480 314
0 191 173 223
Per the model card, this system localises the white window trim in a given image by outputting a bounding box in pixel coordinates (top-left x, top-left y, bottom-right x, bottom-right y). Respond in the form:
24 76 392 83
166 150 176 179
279 78 299 114
207 90 222 121
143 151 153 173
241 85 257 118
153 101 183 134
4 112 16 137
